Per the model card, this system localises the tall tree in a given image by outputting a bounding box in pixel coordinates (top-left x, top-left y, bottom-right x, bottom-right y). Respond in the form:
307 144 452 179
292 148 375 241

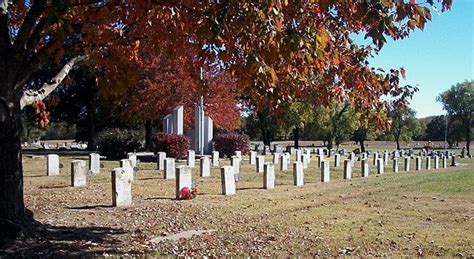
0 0 452 237
437 81 473 155
387 107 422 149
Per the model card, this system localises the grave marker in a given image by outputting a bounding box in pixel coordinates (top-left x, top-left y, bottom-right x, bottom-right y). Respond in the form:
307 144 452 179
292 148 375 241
200 156 211 177
176 166 192 199
112 168 132 207
263 163 275 189
221 166 236 195
71 160 86 187
47 154 59 176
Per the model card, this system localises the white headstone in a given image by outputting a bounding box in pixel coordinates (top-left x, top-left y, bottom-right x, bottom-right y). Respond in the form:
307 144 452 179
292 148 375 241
200 156 211 177
176 166 192 199
187 150 195 167
373 153 379 165
442 156 447 168
221 166 236 195
71 160 86 187
256 156 264 173
404 157 411 172
343 159 352 180
164 158 176 179
415 156 422 171
377 158 384 174
361 159 369 177
235 151 242 160
212 151 219 167
334 154 341 167
426 156 431 170
434 155 439 169
120 159 134 181
231 156 240 181
249 151 257 165
127 153 137 168
280 154 288 171
47 154 59 176
111 167 132 207
302 155 308 169
263 163 275 189
89 153 100 175
392 158 399 173
317 155 323 168
383 152 389 166
157 152 167 170
321 160 330 182
293 161 304 186
272 153 280 166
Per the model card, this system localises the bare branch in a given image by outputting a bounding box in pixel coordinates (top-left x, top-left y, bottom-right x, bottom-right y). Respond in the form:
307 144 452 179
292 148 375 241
19 55 88 110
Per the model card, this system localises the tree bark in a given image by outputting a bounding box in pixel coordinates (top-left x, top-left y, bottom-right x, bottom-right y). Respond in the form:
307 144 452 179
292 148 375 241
0 98 26 238
360 139 366 153
466 125 471 156
145 120 153 151
293 126 299 149
395 137 400 150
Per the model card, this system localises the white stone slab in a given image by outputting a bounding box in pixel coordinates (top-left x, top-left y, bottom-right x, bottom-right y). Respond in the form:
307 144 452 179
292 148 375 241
89 153 100 175
321 160 330 182
176 165 192 199
221 166 236 195
200 156 211 177
71 160 86 187
47 154 59 176
361 159 369 177
256 156 264 173
157 152 166 170
164 158 176 179
187 150 195 167
112 167 133 207
263 163 275 189
343 159 352 180
212 151 219 167
293 161 304 186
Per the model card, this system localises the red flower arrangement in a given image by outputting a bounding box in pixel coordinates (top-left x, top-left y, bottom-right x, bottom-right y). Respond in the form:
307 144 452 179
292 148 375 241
179 186 198 200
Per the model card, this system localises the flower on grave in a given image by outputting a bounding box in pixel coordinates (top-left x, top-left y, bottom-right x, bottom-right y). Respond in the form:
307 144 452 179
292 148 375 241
179 186 198 200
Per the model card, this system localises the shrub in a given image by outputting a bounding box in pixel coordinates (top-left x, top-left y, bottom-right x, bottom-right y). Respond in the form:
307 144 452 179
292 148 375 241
97 128 144 160
214 133 250 158
151 132 191 159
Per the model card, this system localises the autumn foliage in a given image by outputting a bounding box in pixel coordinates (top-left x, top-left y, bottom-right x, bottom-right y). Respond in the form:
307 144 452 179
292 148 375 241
151 133 191 159
214 134 251 158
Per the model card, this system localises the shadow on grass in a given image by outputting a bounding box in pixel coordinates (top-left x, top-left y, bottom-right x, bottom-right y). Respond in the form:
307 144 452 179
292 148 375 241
39 185 70 189
144 196 175 201
236 186 264 191
67 204 113 210
0 221 127 257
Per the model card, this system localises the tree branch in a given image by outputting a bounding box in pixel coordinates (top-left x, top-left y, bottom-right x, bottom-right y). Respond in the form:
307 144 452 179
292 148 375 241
19 55 88 110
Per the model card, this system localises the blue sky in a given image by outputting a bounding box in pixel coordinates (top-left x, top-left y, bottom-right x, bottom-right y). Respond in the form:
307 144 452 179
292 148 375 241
367 0 473 118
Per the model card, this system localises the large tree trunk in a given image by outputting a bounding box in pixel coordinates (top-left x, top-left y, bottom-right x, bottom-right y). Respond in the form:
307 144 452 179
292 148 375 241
145 120 153 151
360 139 366 153
86 119 97 151
466 125 471 156
293 126 299 149
395 137 401 150
0 98 26 238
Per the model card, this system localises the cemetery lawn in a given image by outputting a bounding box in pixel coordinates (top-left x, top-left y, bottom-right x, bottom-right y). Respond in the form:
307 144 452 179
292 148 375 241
2 154 473 257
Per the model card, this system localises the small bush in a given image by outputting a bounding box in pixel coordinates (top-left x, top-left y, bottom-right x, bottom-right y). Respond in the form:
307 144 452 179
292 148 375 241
97 128 144 159
151 133 191 159
214 133 250 158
